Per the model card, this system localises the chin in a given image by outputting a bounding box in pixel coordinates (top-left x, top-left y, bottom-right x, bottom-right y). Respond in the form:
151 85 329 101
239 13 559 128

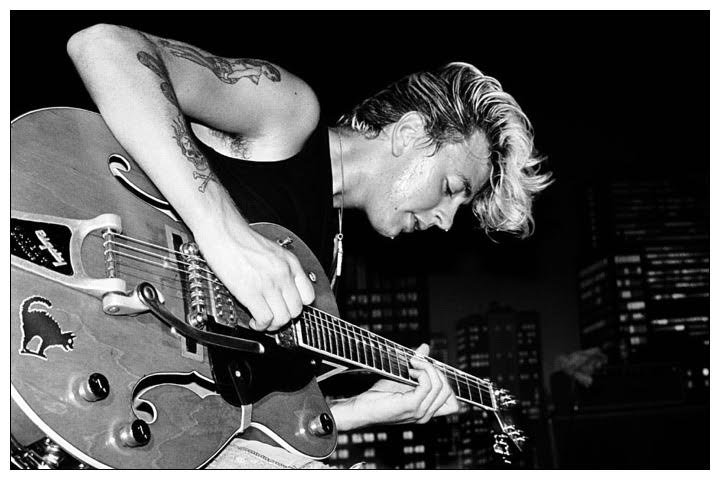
366 213 397 238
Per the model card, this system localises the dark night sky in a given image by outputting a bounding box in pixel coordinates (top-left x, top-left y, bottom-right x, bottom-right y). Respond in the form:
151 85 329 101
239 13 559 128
10 11 709 387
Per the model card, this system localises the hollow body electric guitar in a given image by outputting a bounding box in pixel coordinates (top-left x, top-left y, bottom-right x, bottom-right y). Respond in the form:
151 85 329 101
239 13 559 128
10 108 525 469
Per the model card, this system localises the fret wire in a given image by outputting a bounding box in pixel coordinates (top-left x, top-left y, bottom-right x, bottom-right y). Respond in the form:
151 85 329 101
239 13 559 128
392 340 403 377
328 312 340 357
357 323 371 367
325 311 341 357
305 313 314 349
383 337 398 376
318 311 330 354
399 349 411 381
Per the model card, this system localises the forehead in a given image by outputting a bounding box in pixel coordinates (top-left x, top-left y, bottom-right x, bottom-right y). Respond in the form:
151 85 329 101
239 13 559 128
441 130 491 192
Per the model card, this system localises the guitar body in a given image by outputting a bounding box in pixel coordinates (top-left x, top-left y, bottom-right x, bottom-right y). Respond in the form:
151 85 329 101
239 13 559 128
11 108 338 468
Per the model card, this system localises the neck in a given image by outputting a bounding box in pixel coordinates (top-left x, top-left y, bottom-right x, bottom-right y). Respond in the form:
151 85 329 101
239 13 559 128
291 304 497 411
328 127 378 211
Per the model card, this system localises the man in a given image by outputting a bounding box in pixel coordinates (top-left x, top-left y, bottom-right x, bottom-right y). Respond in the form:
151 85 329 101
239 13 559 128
67 23 551 468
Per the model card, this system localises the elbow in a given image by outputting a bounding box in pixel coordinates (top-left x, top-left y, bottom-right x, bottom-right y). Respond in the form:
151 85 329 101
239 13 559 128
66 23 127 63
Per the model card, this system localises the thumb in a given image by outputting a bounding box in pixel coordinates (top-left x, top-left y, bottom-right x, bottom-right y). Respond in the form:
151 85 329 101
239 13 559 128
415 343 430 357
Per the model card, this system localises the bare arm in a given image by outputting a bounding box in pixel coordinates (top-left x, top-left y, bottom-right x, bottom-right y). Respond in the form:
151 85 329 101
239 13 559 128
67 24 317 330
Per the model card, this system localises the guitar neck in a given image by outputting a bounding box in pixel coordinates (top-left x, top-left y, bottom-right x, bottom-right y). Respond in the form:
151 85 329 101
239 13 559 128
293 307 497 411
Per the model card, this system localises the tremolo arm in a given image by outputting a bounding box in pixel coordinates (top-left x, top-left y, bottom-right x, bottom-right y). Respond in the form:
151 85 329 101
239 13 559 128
104 282 264 354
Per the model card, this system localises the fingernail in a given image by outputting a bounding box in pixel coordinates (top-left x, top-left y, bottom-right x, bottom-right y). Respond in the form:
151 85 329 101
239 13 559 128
249 319 257 329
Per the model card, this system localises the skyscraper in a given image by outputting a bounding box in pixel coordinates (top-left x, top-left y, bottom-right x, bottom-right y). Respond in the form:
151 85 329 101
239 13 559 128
324 252 435 469
455 306 545 468
578 178 709 394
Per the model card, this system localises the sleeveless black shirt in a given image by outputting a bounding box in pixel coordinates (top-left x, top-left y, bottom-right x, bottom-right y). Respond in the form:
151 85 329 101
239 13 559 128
195 125 337 276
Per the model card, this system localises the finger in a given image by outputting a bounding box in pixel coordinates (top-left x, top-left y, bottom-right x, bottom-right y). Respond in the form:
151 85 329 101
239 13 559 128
242 295 274 331
415 343 430 357
286 254 315 305
436 391 461 417
407 367 432 404
409 357 443 420
280 281 304 319
421 369 454 422
261 290 291 331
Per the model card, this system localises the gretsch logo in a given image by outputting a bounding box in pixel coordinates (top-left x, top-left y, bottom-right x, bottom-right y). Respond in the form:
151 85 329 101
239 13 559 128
35 229 67 267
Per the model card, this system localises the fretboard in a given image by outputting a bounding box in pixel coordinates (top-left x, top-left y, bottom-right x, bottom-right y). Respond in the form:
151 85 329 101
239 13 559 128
296 307 496 411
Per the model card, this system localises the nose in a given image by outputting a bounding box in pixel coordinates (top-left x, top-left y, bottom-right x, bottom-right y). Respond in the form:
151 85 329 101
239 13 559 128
433 200 461 231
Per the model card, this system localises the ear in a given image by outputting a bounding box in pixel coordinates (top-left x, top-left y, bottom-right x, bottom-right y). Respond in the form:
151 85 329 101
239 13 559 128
390 112 426 157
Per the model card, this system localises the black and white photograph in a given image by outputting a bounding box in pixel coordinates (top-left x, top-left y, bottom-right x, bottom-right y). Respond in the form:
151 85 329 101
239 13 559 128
9 7 711 470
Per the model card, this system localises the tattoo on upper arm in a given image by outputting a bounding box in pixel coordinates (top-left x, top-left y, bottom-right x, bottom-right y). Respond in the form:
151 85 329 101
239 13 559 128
157 38 281 85
137 49 217 192
136 51 180 106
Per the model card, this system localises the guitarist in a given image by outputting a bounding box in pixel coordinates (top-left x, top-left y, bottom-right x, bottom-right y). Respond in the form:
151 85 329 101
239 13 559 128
67 23 551 468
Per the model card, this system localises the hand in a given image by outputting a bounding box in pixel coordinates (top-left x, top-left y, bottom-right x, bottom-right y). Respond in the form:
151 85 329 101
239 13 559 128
195 219 315 332
331 344 460 430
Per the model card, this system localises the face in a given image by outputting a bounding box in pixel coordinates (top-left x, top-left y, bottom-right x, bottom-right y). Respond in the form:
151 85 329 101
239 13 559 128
364 130 491 238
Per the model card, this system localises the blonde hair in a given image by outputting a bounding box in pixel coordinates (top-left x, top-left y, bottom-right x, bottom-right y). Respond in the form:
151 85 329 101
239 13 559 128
337 62 552 237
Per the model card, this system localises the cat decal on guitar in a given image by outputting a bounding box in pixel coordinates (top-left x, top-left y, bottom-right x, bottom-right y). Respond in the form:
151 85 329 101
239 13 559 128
18 296 76 360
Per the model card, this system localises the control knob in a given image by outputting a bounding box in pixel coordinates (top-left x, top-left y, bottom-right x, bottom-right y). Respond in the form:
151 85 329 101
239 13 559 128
308 413 334 437
118 420 151 448
78 373 110 402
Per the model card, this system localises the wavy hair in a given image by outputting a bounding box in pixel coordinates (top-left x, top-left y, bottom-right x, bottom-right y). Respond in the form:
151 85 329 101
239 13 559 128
337 62 552 237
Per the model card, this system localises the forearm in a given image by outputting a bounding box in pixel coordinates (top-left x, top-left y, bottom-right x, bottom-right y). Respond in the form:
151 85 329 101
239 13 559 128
67 24 245 236
329 397 365 432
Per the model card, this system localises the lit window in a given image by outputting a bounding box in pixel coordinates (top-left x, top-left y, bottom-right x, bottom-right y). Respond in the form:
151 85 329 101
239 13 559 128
377 432 387 441
338 449 349 459
627 301 645 310
352 433 363 443
363 433 375 443
403 446 414 454
703 368 709 376
403 430 414 440
414 445 425 453
338 434 348 445
415 461 426 469
363 448 375 458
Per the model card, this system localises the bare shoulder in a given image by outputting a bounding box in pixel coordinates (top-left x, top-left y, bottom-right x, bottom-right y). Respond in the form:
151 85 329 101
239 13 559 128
150 33 321 158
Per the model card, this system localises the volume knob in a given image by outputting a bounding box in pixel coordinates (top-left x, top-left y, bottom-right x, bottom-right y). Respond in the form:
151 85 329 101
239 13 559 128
118 420 151 448
78 373 110 402
308 413 334 437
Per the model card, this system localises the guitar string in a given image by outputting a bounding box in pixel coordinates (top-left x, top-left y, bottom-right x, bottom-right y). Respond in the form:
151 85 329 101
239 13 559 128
105 242 493 400
105 243 494 400
97 232 495 399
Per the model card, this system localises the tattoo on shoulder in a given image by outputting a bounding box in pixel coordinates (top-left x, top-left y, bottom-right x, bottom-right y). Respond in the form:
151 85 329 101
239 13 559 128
137 48 216 193
157 38 281 85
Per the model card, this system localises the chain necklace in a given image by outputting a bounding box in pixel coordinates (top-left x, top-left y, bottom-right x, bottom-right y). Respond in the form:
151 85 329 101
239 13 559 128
330 129 345 291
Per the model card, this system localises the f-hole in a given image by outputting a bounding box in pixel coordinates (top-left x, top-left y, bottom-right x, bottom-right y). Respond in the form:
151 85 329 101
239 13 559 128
107 154 179 222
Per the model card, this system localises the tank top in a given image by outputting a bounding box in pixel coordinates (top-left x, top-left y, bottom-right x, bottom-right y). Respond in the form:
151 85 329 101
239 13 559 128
194 124 337 276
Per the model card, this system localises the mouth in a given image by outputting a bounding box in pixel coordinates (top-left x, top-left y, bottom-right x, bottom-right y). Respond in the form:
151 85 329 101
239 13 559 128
404 214 420 233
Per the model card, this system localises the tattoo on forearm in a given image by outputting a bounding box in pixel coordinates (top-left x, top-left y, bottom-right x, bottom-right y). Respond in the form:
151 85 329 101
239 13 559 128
137 49 216 192
157 39 281 85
